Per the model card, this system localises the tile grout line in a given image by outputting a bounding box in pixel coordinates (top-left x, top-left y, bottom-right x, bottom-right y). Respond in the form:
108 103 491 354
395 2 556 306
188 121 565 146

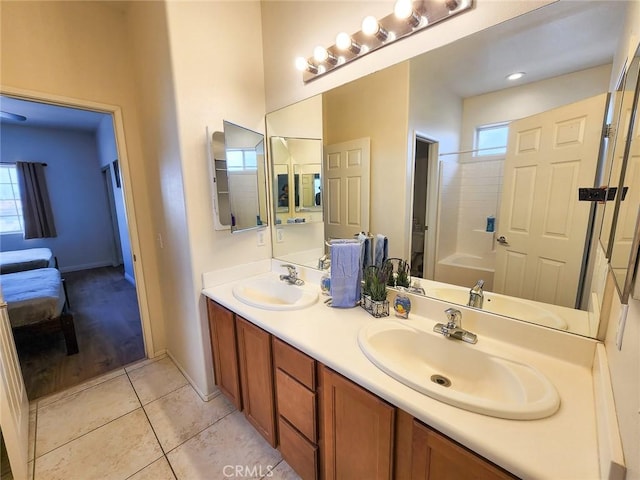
162 406 237 457
124 368 178 480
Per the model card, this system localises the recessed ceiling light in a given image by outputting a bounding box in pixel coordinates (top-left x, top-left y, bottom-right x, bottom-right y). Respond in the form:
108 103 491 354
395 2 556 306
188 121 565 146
507 72 525 81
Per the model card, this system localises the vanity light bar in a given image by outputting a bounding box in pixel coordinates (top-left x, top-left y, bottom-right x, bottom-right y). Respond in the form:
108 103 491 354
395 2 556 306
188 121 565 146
297 0 473 82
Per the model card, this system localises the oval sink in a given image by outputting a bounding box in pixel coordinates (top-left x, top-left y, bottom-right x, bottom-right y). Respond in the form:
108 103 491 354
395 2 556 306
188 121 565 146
425 286 568 330
232 275 318 311
358 320 560 420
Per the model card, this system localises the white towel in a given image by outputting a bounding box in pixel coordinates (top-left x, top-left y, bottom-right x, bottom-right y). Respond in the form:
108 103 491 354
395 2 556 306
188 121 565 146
374 234 388 268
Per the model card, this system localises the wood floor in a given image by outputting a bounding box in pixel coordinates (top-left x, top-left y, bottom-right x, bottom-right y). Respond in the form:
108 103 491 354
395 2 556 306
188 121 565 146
13 266 145 400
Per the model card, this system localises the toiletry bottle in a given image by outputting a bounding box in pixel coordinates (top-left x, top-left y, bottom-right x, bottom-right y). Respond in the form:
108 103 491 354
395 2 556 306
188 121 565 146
486 215 495 232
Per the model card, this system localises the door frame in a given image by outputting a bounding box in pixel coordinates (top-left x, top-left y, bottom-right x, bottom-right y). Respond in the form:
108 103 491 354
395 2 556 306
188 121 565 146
101 165 124 267
406 132 440 280
0 86 155 358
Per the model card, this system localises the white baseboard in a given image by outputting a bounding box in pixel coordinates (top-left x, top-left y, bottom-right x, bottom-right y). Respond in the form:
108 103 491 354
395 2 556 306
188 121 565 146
166 351 219 402
124 272 136 286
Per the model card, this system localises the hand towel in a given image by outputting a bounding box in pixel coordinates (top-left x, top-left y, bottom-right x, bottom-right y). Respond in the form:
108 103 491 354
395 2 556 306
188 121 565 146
358 232 373 273
330 242 362 308
374 234 388 268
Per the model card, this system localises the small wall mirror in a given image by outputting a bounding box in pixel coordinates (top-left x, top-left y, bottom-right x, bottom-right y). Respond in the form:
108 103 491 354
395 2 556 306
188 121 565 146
270 136 323 225
208 122 268 233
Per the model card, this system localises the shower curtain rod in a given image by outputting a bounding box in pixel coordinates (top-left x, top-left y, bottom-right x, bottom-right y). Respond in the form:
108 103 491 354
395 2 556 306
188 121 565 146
439 146 507 157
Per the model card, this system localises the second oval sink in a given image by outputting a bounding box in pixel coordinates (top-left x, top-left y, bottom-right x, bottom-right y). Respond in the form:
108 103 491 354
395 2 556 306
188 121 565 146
232 275 318 311
358 320 560 420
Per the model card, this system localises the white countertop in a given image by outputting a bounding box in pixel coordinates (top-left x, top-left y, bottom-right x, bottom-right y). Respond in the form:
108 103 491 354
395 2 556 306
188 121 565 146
202 264 607 480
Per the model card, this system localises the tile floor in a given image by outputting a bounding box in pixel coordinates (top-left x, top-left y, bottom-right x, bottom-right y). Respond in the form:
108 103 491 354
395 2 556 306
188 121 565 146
27 355 300 480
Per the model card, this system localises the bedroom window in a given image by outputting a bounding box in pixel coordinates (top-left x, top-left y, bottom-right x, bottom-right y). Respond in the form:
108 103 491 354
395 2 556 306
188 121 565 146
0 164 24 234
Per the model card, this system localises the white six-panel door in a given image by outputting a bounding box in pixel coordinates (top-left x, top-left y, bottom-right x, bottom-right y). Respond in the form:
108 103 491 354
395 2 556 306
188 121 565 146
494 94 607 307
324 138 371 241
0 300 29 480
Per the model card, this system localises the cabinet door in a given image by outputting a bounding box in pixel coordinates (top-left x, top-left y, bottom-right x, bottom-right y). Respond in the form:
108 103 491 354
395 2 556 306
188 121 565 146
320 366 395 480
411 421 517 480
207 300 241 410
236 315 277 447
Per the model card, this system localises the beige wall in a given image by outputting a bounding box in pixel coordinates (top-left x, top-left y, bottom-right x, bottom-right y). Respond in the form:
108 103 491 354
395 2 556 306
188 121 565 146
0 1 167 354
261 0 554 112
161 0 269 395
323 62 410 258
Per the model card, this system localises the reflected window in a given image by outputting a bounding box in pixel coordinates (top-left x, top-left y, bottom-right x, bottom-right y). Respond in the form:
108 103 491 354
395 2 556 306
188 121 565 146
0 165 24 234
227 149 257 171
475 123 509 156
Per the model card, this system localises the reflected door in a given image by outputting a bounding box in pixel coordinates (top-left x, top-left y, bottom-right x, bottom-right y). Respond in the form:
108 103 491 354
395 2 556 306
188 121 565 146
324 138 370 240
494 94 606 307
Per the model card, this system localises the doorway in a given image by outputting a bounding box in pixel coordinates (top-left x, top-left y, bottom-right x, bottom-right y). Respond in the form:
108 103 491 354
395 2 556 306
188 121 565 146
410 135 439 279
0 92 151 399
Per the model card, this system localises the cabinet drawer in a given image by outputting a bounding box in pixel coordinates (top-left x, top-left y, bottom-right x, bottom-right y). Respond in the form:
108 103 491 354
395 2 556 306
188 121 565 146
279 416 318 480
273 337 316 390
276 368 317 442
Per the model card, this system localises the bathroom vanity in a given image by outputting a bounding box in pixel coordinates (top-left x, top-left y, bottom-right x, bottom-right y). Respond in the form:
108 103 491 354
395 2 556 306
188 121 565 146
206 296 514 479
202 262 622 480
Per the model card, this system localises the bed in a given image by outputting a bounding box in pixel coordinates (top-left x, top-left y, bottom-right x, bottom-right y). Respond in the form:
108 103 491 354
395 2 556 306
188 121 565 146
1 267 78 355
0 248 55 274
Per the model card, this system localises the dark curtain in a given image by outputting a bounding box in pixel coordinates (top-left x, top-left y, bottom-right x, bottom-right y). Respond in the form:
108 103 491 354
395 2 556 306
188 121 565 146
16 161 57 239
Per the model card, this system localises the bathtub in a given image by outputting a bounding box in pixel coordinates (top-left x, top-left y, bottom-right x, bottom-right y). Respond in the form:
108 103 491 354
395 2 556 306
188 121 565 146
434 252 495 291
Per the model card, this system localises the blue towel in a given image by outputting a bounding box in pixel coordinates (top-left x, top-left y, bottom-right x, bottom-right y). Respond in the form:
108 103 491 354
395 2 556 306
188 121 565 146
374 234 388 267
358 233 373 273
330 242 362 308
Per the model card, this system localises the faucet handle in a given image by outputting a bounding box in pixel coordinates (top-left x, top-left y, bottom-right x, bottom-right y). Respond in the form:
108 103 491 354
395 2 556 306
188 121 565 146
281 263 297 274
444 308 462 328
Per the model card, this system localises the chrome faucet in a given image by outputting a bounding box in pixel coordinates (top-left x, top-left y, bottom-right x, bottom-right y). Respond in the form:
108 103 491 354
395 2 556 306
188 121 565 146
317 254 331 270
279 264 304 286
468 279 485 308
433 308 478 344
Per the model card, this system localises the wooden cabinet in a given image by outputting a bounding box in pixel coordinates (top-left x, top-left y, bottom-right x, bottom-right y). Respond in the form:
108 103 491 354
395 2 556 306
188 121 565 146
206 299 276 447
207 297 518 480
320 365 395 480
273 337 319 480
410 420 518 480
236 316 277 447
206 300 241 409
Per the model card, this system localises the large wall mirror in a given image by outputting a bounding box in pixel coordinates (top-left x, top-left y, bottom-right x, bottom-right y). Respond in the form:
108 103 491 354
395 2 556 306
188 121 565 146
265 1 631 338
208 121 269 233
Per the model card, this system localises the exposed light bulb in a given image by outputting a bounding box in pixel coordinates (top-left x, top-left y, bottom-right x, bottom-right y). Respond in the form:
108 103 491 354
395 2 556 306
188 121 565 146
506 72 525 81
362 15 388 41
362 16 380 35
295 57 308 71
336 32 351 50
394 0 413 19
313 46 328 62
295 56 318 74
336 32 362 54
